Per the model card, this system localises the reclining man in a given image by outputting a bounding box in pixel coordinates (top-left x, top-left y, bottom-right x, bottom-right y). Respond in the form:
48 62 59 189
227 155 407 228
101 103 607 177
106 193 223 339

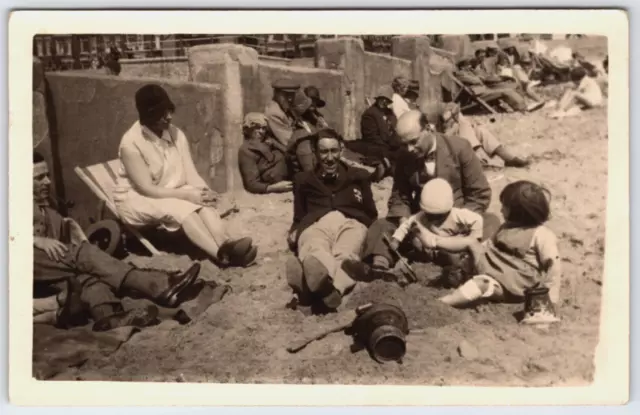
456 56 531 113
286 129 378 311
357 110 501 280
421 101 530 168
33 151 201 331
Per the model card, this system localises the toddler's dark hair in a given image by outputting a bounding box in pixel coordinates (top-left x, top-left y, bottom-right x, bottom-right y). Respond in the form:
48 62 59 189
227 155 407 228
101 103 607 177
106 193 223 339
570 66 587 83
499 180 551 227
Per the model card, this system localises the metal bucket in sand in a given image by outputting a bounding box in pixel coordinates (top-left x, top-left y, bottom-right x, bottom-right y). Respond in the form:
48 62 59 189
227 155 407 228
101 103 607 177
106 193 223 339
351 303 410 363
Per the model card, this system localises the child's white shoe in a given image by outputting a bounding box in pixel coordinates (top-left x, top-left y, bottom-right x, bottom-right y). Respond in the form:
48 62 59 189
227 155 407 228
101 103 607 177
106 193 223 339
521 309 560 325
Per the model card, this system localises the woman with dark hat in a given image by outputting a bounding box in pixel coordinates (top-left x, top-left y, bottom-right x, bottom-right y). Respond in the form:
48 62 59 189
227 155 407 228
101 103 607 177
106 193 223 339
113 84 257 268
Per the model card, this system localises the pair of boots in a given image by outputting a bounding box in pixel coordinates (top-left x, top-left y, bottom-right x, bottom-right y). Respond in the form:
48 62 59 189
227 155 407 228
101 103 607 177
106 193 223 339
286 256 354 311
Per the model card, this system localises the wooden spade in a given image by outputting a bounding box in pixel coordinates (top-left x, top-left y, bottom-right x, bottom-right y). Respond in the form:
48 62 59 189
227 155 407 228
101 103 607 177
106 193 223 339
286 303 373 354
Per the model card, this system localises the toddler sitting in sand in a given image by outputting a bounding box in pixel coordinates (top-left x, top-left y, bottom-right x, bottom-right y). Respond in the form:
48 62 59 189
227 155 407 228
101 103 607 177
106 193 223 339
439 180 562 324
550 66 604 119
388 178 484 258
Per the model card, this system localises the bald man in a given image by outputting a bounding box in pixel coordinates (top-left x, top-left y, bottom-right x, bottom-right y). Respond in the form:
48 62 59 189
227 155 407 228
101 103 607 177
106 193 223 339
359 110 499 279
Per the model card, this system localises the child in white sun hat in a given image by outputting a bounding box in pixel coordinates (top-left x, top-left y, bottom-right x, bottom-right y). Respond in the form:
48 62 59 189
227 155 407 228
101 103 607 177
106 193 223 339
389 178 484 255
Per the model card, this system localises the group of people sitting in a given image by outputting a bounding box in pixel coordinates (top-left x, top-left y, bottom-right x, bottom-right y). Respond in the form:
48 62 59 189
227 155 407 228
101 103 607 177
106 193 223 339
282 110 562 324
454 40 606 119
239 76 532 196
35 60 582 332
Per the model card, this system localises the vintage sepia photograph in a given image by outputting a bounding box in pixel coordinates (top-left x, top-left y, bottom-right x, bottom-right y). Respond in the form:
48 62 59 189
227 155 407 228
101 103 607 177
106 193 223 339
9 9 629 407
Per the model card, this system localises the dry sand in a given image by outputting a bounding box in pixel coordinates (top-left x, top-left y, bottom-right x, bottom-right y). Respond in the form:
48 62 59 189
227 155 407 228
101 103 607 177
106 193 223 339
49 38 608 386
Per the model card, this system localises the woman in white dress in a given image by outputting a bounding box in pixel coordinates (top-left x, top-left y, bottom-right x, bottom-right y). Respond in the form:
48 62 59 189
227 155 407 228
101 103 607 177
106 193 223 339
113 84 257 267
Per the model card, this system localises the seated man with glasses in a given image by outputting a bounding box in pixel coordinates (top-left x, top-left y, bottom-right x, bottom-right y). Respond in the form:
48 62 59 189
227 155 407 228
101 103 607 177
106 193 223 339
358 110 499 280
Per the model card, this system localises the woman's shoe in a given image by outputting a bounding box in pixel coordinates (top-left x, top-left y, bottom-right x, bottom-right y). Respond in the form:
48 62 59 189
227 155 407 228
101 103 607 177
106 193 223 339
217 237 256 267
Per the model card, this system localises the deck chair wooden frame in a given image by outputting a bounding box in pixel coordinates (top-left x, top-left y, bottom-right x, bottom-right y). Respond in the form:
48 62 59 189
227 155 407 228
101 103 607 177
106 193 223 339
449 74 499 115
74 160 161 256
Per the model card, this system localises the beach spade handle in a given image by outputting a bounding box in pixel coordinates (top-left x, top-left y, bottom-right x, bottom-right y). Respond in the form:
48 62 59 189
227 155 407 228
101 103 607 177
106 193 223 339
382 233 418 283
286 303 372 354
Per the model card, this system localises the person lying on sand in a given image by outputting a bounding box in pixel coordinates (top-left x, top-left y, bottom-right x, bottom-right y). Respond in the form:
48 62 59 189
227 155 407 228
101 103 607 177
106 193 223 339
238 112 292 194
32 151 202 332
421 101 531 168
456 56 538 114
550 66 604 119
285 129 378 311
439 180 562 325
496 51 546 111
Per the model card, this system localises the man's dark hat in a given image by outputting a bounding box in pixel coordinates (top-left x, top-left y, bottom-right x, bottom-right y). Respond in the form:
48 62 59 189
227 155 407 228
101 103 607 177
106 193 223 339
292 90 313 115
135 84 175 118
272 79 301 92
304 86 326 108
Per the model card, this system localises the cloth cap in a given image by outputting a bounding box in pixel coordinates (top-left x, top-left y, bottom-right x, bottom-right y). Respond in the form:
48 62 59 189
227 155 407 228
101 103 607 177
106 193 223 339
374 85 394 101
135 84 175 118
420 178 454 214
392 76 410 91
304 86 326 108
243 113 268 129
272 79 301 92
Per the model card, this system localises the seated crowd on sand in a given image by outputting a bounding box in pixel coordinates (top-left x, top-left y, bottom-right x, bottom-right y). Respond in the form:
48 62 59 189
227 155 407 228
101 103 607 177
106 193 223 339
33 38 607 333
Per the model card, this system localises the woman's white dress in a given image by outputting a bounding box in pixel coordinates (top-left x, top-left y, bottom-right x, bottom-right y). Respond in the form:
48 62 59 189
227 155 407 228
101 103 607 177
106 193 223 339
113 121 202 231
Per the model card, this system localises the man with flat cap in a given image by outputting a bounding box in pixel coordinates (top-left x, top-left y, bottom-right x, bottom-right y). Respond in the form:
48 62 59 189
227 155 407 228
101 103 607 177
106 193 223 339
265 79 300 146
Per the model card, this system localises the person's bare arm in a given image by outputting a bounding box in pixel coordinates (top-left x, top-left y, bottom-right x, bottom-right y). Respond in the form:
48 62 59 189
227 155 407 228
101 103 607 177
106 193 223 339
431 235 478 252
121 147 198 202
178 131 209 189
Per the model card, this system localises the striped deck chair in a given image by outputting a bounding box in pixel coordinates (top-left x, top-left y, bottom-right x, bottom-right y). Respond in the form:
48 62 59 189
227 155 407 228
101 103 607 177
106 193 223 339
74 159 161 256
449 73 499 115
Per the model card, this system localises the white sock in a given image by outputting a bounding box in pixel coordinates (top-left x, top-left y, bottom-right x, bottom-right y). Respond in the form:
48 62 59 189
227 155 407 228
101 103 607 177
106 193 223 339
458 279 483 301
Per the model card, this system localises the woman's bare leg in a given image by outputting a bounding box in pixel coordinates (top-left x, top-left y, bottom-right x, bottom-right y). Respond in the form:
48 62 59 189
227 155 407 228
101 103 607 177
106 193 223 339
198 207 229 246
181 211 221 258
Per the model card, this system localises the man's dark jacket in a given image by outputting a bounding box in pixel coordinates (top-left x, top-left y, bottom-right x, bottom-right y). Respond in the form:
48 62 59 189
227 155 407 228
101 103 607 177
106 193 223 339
388 133 491 218
360 105 402 149
290 163 378 243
